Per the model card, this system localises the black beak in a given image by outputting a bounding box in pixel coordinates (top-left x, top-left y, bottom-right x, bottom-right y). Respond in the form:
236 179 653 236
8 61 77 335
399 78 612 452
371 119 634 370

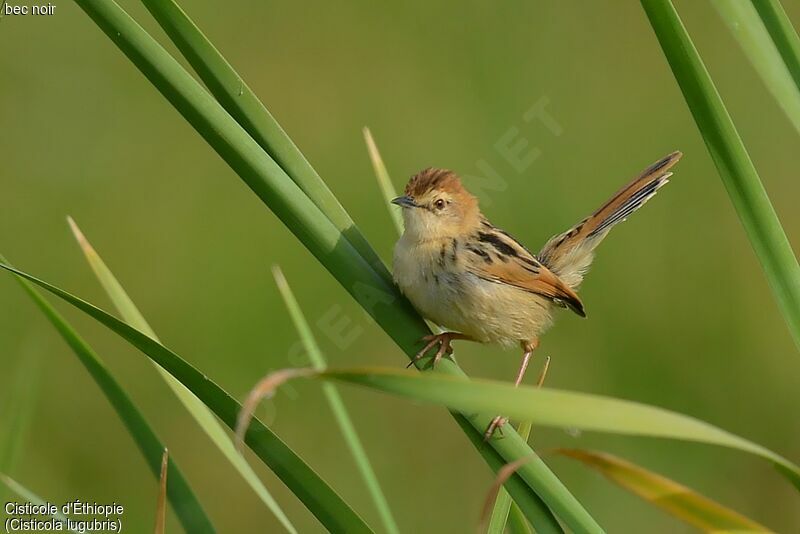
391 195 418 208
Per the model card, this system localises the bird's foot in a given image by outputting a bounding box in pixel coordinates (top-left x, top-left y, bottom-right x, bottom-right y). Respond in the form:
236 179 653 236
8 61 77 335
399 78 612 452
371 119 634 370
406 332 465 369
483 415 508 441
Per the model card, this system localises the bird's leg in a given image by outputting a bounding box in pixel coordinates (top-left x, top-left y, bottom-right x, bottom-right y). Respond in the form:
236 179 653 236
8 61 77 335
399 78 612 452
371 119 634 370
407 332 474 369
484 338 539 441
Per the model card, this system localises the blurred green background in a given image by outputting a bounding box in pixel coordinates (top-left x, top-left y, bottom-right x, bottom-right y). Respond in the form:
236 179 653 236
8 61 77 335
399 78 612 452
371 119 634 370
2 1 799 532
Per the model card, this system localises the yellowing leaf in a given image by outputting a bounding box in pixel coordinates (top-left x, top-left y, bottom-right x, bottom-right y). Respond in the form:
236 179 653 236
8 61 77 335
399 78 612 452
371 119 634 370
558 449 771 533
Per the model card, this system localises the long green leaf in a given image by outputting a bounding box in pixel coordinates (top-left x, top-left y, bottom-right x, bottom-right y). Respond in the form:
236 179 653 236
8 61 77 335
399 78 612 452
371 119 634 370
70 0 425 349
640 0 800 351
487 471 516 533
711 0 800 135
70 2 593 531
155 449 168 534
135 0 391 281
488 425 538 534
0 263 371 534
272 267 399 534
752 0 800 90
309 367 800 489
1 258 215 533
487 360 549 534
66 217 296 534
488 361 545 534
558 449 770 532
487 450 525 533
451 416 563 534
506 503 534 534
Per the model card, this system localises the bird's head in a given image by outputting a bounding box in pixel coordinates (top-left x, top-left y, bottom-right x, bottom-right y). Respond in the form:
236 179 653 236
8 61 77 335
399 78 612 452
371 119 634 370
392 168 480 241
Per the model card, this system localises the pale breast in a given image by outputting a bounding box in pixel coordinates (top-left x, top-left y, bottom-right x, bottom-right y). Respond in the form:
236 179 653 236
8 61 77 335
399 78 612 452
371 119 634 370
393 236 555 346
392 236 461 328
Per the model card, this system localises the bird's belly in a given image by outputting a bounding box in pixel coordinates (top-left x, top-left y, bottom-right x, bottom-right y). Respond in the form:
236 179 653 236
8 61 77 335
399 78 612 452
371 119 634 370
394 257 553 346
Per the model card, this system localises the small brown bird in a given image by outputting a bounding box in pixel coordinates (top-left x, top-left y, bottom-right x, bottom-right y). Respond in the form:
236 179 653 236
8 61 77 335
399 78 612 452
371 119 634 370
392 151 682 438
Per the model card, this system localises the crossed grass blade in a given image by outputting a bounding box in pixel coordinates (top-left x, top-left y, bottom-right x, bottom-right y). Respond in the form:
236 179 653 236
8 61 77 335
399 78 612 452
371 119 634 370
67 217 296 533
0 262 373 534
1 256 215 533
272 266 400 534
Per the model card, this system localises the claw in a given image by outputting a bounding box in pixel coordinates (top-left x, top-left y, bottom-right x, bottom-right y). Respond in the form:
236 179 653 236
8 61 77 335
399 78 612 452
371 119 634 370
432 338 450 367
406 335 441 368
406 332 467 369
484 415 508 441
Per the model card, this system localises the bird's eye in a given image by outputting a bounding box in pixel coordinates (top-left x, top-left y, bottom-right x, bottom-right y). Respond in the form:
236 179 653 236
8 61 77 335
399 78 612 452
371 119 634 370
434 199 446 210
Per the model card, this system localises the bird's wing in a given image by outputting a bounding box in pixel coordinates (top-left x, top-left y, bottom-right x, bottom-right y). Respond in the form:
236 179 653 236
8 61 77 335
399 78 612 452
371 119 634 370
465 222 586 317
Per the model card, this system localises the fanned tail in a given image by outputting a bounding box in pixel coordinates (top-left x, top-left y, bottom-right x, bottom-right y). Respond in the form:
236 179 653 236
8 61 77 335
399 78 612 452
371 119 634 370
538 151 682 289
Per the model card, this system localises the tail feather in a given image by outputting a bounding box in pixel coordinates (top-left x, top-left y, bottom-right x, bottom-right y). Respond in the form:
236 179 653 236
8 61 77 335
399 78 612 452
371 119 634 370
538 151 682 288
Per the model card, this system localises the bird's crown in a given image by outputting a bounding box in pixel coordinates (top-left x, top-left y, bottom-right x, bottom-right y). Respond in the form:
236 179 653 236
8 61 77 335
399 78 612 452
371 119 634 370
404 168 467 198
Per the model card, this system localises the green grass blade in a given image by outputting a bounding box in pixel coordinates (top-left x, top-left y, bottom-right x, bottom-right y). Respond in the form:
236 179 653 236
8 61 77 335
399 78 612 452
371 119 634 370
155 449 168 534
1 258 215 533
711 0 800 135
752 0 800 89
363 127 404 236
640 0 800 351
486 486 513 532
72 2 595 530
0 263 372 534
67 218 297 534
0 353 42 473
66 218 154 337
272 267 399 534
311 367 800 489
558 449 770 532
135 0 391 281
70 0 419 343
487 422 535 533
506 503 534 534
488 360 547 533
0 475 77 532
451 417 563 534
